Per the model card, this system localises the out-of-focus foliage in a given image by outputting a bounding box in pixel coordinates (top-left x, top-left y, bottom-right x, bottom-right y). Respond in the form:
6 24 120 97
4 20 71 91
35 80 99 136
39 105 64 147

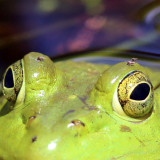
0 0 160 71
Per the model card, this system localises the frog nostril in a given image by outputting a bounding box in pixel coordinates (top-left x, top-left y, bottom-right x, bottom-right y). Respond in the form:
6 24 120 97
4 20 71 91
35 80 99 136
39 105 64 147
72 120 85 127
68 119 85 128
27 116 36 127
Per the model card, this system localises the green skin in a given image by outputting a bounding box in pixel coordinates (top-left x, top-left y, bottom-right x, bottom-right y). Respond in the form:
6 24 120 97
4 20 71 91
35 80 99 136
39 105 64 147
0 52 160 160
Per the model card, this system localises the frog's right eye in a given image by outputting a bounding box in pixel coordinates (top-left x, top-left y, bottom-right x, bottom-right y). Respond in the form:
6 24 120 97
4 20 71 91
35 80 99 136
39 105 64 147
2 60 23 103
113 71 153 118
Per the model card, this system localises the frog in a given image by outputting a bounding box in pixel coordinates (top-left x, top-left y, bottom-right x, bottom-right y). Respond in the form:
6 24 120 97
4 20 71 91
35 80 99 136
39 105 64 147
0 52 160 160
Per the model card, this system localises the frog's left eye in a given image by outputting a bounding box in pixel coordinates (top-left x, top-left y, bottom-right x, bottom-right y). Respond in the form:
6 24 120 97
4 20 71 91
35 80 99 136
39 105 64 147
115 71 153 118
2 60 23 103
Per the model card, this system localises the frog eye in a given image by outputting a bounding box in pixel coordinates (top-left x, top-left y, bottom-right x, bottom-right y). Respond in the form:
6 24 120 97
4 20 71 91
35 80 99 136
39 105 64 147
2 60 23 103
117 71 153 118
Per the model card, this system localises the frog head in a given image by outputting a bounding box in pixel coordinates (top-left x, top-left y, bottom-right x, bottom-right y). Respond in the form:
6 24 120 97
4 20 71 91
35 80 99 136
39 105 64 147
2 52 63 105
0 52 160 160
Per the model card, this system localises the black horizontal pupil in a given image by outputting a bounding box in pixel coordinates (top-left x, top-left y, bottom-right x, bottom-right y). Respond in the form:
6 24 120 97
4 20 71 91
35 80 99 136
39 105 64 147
130 83 150 101
4 68 14 88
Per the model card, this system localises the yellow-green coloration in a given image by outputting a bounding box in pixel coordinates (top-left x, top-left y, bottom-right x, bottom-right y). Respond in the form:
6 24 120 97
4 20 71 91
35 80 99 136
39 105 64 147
0 52 160 160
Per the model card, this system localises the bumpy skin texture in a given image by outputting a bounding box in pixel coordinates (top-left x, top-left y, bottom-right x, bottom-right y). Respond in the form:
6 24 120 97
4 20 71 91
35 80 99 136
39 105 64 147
0 52 160 160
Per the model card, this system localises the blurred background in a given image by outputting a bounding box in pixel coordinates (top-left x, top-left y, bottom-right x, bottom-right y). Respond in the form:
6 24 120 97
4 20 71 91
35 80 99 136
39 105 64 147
0 0 160 74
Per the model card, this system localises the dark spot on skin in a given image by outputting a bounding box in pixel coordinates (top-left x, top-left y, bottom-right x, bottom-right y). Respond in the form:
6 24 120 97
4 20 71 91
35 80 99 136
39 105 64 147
63 110 75 117
36 57 44 61
120 125 131 132
71 120 85 127
78 96 88 105
65 84 70 88
89 106 98 110
74 133 79 137
32 136 37 143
